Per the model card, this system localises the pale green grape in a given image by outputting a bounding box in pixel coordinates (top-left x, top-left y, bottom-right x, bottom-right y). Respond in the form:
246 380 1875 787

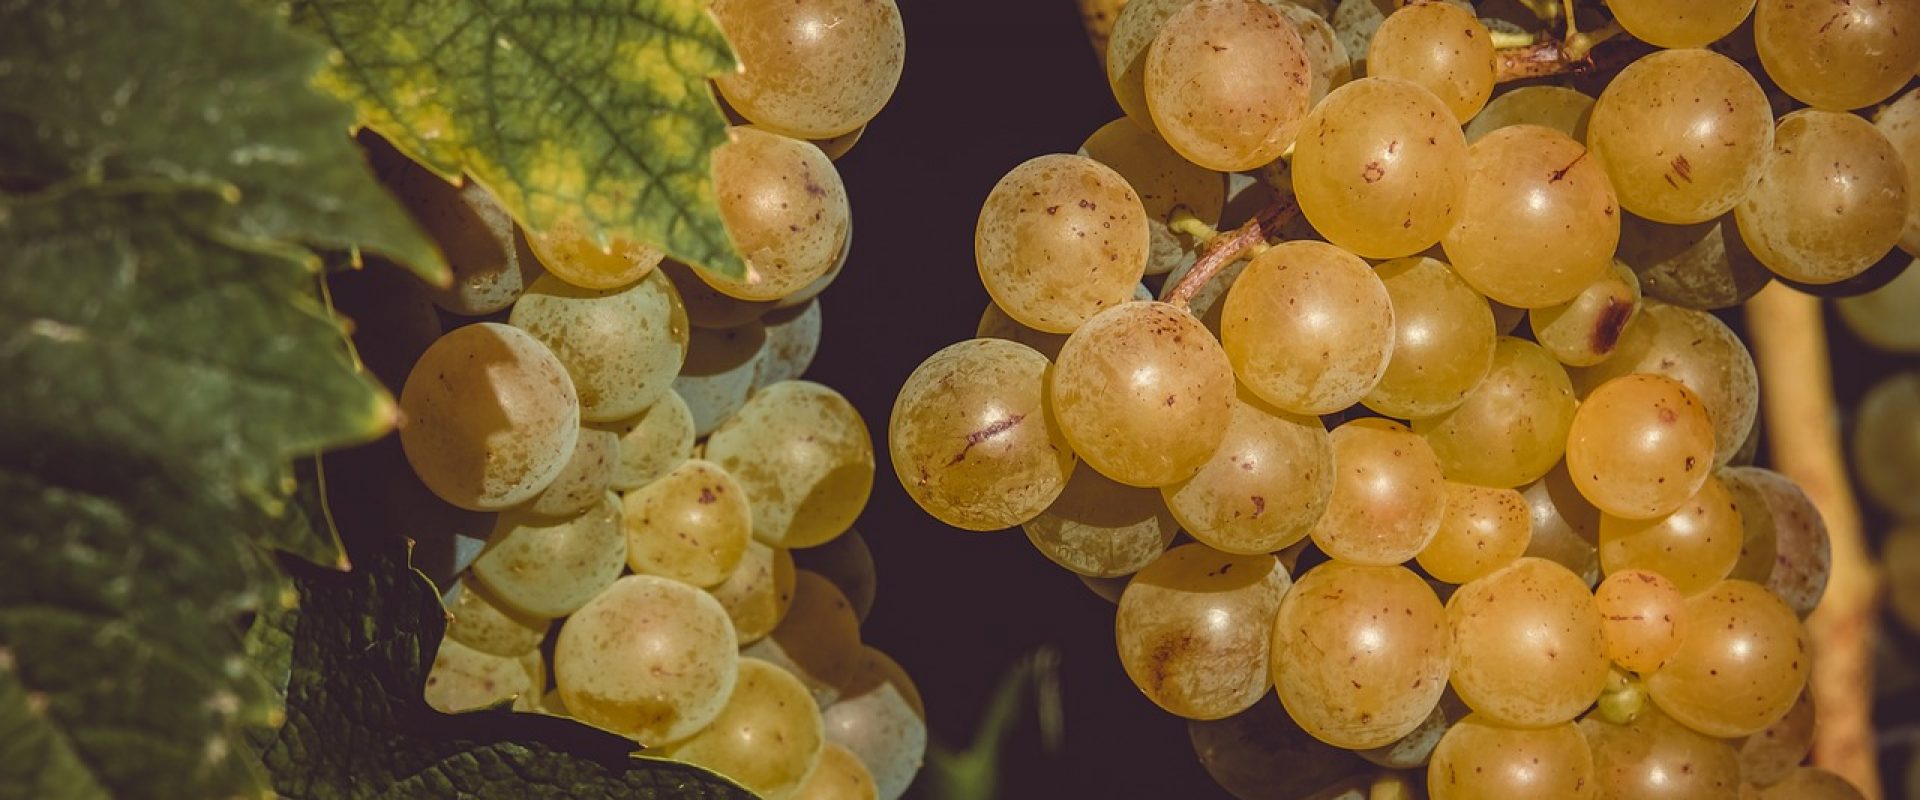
1426 715 1597 800
522 424 616 517
443 577 548 658
1755 0 1920 110
823 647 926 800
1604 0 1754 48
1572 302 1758 468
1025 461 1179 577
472 492 626 618
1222 241 1394 415
1875 88 1920 256
793 743 878 800
1618 212 1772 310
665 658 825 800
1444 125 1619 308
754 300 823 391
1417 482 1532 585
1291 78 1471 259
1588 49 1774 225
1116 544 1292 719
701 127 853 301
1580 705 1744 799
711 0 904 138
1646 580 1809 738
1310 418 1448 566
1163 393 1333 555
525 216 664 292
1836 255 1920 352
624 459 751 588
675 322 765 437
744 571 864 706
509 269 688 423
1736 110 1908 285
1739 689 1815 787
381 161 543 315
708 381 874 548
1079 116 1227 276
1599 475 1744 595
602 390 694 492
708 539 796 645
1465 85 1595 144
1414 337 1577 489
976 302 1068 360
1363 256 1497 419
1756 768 1868 800
1271 561 1450 749
1366 2 1494 123
1592 569 1685 674
1448 558 1609 726
1530 260 1641 368
975 154 1150 333
795 527 876 623
1145 0 1312 171
553 574 739 744
1565 374 1717 520
1723 466 1831 617
424 637 545 714
1521 464 1604 586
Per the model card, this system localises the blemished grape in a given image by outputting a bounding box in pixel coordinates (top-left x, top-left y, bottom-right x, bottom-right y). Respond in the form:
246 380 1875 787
1756 768 1868 800
624 459 751 588
1364 256 1497 419
1290 78 1471 259
1722 466 1831 617
1600 474 1744 595
795 528 877 623
444 577 549 658
1272 2 1352 107
974 154 1150 333
1739 690 1815 787
675 321 765 437
754 300 823 391
603 389 694 491
1426 715 1596 800
424 637 544 714
1105 0 1190 131
823 647 927 800
890 338 1075 531
1311 419 1448 566
1416 482 1532 585
1572 302 1758 468
1521 464 1605 586
553 574 738 744
711 0 904 139
1079 117 1227 277
382 163 544 315
1587 49 1774 225
792 743 878 800
1566 374 1717 520
751 571 864 706
1754 0 1920 111
1530 260 1641 368
975 301 1068 360
1465 85 1595 144
1854 372 1920 519
521 424 617 518
525 216 664 292
1444 125 1620 309
1145 0 1312 171
1618 212 1773 310
1603 0 1755 48
702 127 853 302
666 657 826 800
1414 337 1578 489
1736 109 1909 285
1580 705 1743 800
1876 89 1920 256
1448 558 1609 727
1052 301 1236 487
1163 393 1333 555
399 323 580 511
1592 569 1685 674
1271 561 1450 749
1837 255 1920 352
471 492 626 618
1116 544 1292 720
1646 580 1809 738
1222 241 1394 415
1365 3 1494 124
1189 693 1374 800
707 539 796 645
707 380 875 548
1024 461 1180 577
509 269 688 423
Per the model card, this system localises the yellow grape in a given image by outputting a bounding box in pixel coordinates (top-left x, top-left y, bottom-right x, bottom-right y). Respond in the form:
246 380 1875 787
1079 117 1227 277
792 743 878 800
1363 256 1497 420
1448 558 1609 726
676 321 766 437
1222 241 1394 414
1163 393 1333 555
472 493 626 618
1270 561 1451 749
975 154 1150 333
1416 482 1532 585
1600 475 1743 596
890 339 1075 531
1756 768 1868 800
1024 461 1179 577
706 539 796 645
1603 0 1754 48
1875 88 1920 256
1617 212 1773 311
1444 125 1619 308
707 381 875 548
1052 301 1235 487
822 647 926 800
1588 49 1774 225
510 270 688 423
1723 466 1831 617
711 0 904 138
1572 302 1758 468
746 571 864 706
1592 569 1685 674
1529 260 1640 368
1465 85 1595 144
522 424 617 518
1291 77 1471 259
1565 374 1717 520
807 125 866 162
1427 715 1597 800
624 459 751 588
1738 689 1815 787
603 390 694 492
702 127 852 302
1366 2 1494 123
1646 580 1809 738
1580 705 1743 800
1116 544 1292 720
1736 109 1908 285
1310 419 1448 566
443 577 548 658
666 658 825 800
1145 0 1312 171
553 575 738 744
975 302 1068 360
1521 464 1604 586
1273 2 1353 107
424 637 544 714
1836 254 1920 352
795 528 877 623
1414 337 1577 489
1755 0 1920 110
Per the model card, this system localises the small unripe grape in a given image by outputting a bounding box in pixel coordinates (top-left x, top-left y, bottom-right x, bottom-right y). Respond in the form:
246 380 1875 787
1599 475 1744 595
1116 544 1291 720
1427 715 1597 800
1222 241 1394 415
1364 256 1496 420
1413 337 1577 489
1416 482 1532 585
1366 3 1494 124
1145 0 1312 171
1566 374 1717 520
1593 569 1686 674
1646 580 1810 738
975 154 1150 333
1448 558 1609 727
1271 561 1451 749
554 575 739 745
1309 419 1447 567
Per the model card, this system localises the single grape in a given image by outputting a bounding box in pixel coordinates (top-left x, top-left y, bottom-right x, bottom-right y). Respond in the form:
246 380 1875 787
702 127 853 302
1588 49 1774 225
707 381 875 548
602 390 694 491
1310 418 1448 566
1024 461 1180 577
1363 256 1497 419
554 574 738 744
1756 768 1868 800
795 528 876 623
975 302 1068 360
711 0 904 138
1566 374 1717 520
665 657 826 800
1755 0 1920 110
471 492 626 618
509 269 688 423
1271 561 1451 749
1521 464 1604 586
1646 580 1809 738
1722 466 1831 617
1163 393 1333 555
381 163 544 314
424 637 544 714
1618 212 1773 310
524 216 664 291
1599 474 1743 595
1366 2 1494 123
1465 85 1595 144
1592 569 1685 674
1145 0 1312 171
399 323 580 511
1444 125 1620 309
1603 0 1755 48
792 743 878 800
624 459 751 588
1572 302 1758 468
1836 256 1920 352
1079 117 1227 277
1530 260 1641 368
823 647 926 800
754 300 824 391
1876 89 1920 256
1290 77 1472 259
1116 544 1292 720
1855 372 1920 519
1426 715 1597 800
1417 482 1532 585
1222 241 1394 414
1580 705 1743 799
975 154 1150 333
1736 109 1909 285
675 321 765 437
443 577 549 658
707 539 796 645
1448 558 1609 726
1738 689 1814 787
1414 337 1577 489
521 424 617 518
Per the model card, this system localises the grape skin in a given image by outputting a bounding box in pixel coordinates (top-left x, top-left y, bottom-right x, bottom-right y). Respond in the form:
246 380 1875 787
1025 461 1179 578
424 636 545 715
1309 419 1448 567
381 163 546 313
1572 302 1758 468
472 492 627 618
1079 117 1227 277
1876 89 1920 256
974 154 1150 333
675 322 766 438
524 216 663 292
1592 569 1685 674
1116 544 1292 720
1755 768 1868 800
1646 580 1810 738
1290 77 1471 260
703 127 854 302
509 270 687 423
1529 260 1641 368
1465 85 1595 145
1738 689 1815 787
521 424 617 518
602 389 694 491
1426 714 1597 800
823 647 927 800
707 381 875 548
1599 474 1744 596
1754 0 1920 111
665 657 826 800
711 0 905 139
443 577 548 658
1587 49 1775 225
792 743 878 800
1580 705 1743 799
1722 466 1831 617
1365 2 1494 124
1603 0 1755 49
1416 482 1532 585
1162 393 1333 555
553 575 739 745
1222 241 1394 415
624 459 752 588
1413 337 1578 489
1364 256 1497 420
1735 109 1909 285
1851 372 1920 519
1444 125 1620 309
1565 374 1717 520
706 539 796 646
1447 557 1609 727
746 571 864 707
1144 0 1312 172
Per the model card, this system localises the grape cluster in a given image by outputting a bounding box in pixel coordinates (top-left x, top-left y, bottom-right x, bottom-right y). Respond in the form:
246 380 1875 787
354 3 923 798
892 0 1917 796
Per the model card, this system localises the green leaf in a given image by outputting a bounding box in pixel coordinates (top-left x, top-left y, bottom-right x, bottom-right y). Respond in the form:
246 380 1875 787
287 0 746 279
252 457 350 571
0 0 447 283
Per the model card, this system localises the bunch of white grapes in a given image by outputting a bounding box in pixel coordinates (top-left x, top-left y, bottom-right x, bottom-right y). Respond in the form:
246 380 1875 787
891 0 1920 797
359 3 925 798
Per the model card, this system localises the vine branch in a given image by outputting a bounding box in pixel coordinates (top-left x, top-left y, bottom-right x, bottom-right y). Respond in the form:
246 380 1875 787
1162 194 1298 310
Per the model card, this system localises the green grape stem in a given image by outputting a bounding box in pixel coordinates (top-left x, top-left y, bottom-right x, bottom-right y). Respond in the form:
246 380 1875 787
1163 193 1299 310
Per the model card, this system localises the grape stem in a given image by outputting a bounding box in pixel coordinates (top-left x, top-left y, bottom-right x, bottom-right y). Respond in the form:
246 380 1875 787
1162 194 1299 310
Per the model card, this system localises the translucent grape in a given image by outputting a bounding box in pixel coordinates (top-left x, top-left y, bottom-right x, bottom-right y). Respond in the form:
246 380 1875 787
1603 0 1755 48
1876 89 1920 256
890 339 1075 531
1566 374 1717 520
509 270 688 423
666 658 825 800
822 647 926 800
1754 0 1920 110
471 492 625 618
702 127 853 301
1592 569 1685 674
1366 2 1494 123
1836 255 1920 352
975 302 1068 360
1024 461 1179 577
1416 482 1532 585
1738 689 1814 787
747 571 864 705
975 154 1150 333
1521 464 1604 586
1079 117 1227 277
1854 372 1920 519
603 390 693 492
1588 49 1774 225
1465 85 1595 144
1618 212 1773 310
624 459 751 588
1723 466 1832 617
1163 393 1333 555
1414 337 1577 489
754 300 823 391
1363 256 1497 419
1580 705 1743 799
708 381 875 548
1426 715 1597 800
525 216 664 292
1444 125 1620 308
1290 78 1471 259
1736 109 1909 285
382 163 544 314
1572 302 1757 468
1646 580 1810 738
1599 475 1743 595
707 539 796 645
1117 544 1291 720
1271 561 1450 749
424 637 544 714
795 528 876 623
1222 241 1394 414
443 577 548 658
793 743 878 800
1448 558 1609 726
675 322 765 437
399 323 580 511
553 575 738 744
1311 419 1447 566
1530 260 1640 368
522 424 617 518
1052 301 1235 487
1756 768 1868 800
711 0 904 138
1145 0 1312 171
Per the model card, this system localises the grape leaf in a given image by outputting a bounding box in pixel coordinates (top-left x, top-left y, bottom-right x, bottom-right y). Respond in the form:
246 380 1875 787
0 0 447 284
286 0 746 279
